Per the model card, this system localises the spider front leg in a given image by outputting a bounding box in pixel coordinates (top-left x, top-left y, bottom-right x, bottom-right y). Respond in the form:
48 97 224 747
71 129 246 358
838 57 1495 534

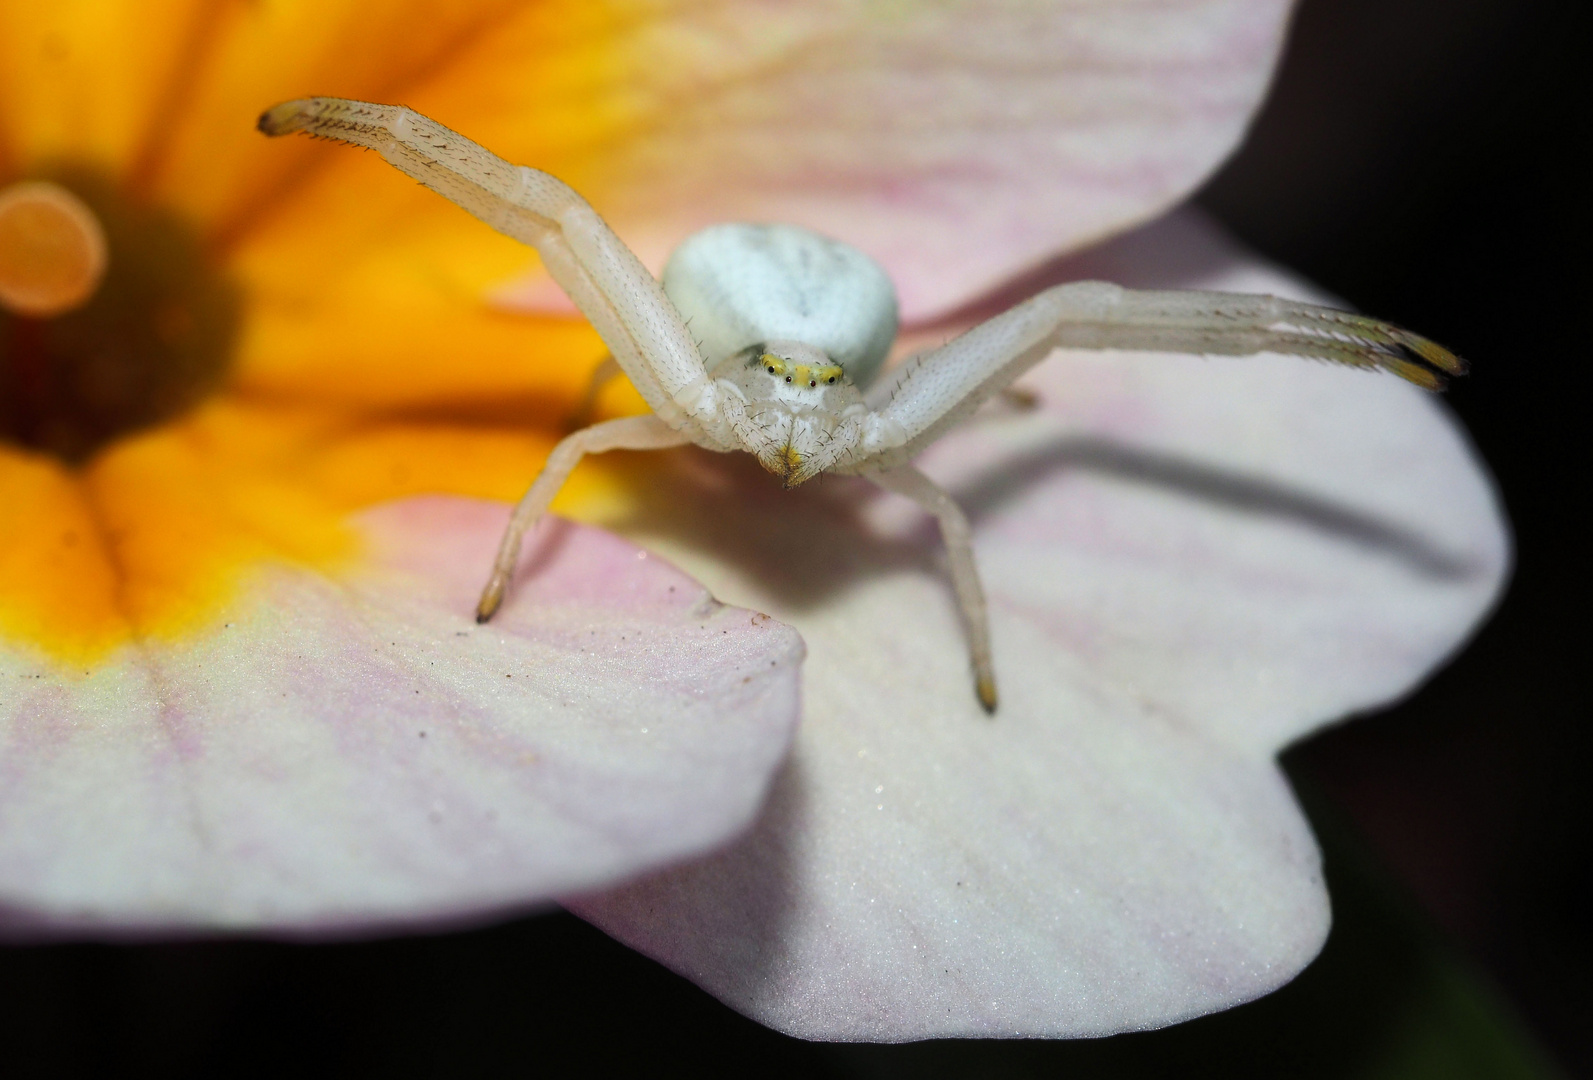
258 98 726 440
866 464 998 714
259 98 739 621
477 414 691 621
859 281 1464 473
837 279 1464 713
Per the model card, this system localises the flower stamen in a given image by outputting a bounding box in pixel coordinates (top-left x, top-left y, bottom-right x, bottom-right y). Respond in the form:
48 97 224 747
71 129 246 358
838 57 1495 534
0 181 108 319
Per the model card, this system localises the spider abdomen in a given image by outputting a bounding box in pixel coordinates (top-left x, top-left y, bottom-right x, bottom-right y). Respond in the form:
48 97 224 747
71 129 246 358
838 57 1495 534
663 223 899 389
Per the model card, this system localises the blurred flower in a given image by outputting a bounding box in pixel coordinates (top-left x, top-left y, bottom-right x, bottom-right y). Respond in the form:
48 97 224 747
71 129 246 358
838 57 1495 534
0 0 1506 1044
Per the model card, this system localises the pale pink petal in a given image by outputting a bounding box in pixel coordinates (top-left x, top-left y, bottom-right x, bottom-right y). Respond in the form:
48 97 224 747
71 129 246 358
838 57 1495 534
0 498 802 935
570 212 1509 1039
493 0 1293 321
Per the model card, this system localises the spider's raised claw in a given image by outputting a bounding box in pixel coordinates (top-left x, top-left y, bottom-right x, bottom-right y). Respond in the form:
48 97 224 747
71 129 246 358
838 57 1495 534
1253 302 1466 390
256 100 315 136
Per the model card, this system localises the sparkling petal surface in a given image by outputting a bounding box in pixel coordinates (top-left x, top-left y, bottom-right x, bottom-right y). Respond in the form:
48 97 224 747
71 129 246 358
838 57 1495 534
0 497 802 933
570 212 1509 1039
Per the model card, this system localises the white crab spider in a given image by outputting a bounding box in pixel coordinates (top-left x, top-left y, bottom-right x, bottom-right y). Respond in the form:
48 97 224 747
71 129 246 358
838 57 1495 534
260 97 1463 713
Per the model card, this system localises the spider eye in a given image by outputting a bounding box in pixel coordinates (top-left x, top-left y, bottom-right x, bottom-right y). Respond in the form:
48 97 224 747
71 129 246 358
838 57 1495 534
808 380 817 387
766 366 775 374
826 376 836 384
784 375 793 383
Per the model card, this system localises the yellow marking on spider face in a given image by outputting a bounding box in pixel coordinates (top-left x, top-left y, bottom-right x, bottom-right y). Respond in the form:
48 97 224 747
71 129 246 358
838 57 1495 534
781 444 804 471
761 355 845 387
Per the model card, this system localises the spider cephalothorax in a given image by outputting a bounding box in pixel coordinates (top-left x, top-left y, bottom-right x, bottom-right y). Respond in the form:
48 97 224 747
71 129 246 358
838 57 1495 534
261 97 1463 713
714 342 865 484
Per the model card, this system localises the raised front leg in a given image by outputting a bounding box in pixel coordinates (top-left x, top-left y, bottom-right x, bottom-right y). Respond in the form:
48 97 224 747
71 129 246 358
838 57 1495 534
477 414 691 621
258 98 719 433
867 464 998 714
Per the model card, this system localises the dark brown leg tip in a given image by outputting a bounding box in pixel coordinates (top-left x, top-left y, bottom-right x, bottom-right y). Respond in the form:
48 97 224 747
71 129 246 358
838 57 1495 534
258 100 313 137
976 675 999 715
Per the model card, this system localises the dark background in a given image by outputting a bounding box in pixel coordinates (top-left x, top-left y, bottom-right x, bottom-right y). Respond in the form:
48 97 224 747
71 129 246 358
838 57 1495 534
2 0 1586 1075
1206 0 1589 1072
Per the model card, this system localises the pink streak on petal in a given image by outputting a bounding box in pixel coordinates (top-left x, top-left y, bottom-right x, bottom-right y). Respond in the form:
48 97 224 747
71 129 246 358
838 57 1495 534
0 498 803 936
494 0 1294 322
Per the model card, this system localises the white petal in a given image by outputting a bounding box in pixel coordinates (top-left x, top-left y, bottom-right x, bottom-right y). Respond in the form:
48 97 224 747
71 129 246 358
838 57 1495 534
570 211 1509 1038
494 0 1294 320
0 497 802 934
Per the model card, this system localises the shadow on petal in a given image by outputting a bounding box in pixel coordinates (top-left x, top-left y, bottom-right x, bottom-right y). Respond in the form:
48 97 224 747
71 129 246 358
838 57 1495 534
565 751 811 1009
952 435 1480 581
605 418 1479 624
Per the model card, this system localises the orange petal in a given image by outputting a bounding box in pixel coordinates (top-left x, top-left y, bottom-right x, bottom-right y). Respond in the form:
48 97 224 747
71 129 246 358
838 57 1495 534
0 409 357 665
229 162 619 412
0 390 652 665
0 448 128 661
0 0 205 180
146 1 628 243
